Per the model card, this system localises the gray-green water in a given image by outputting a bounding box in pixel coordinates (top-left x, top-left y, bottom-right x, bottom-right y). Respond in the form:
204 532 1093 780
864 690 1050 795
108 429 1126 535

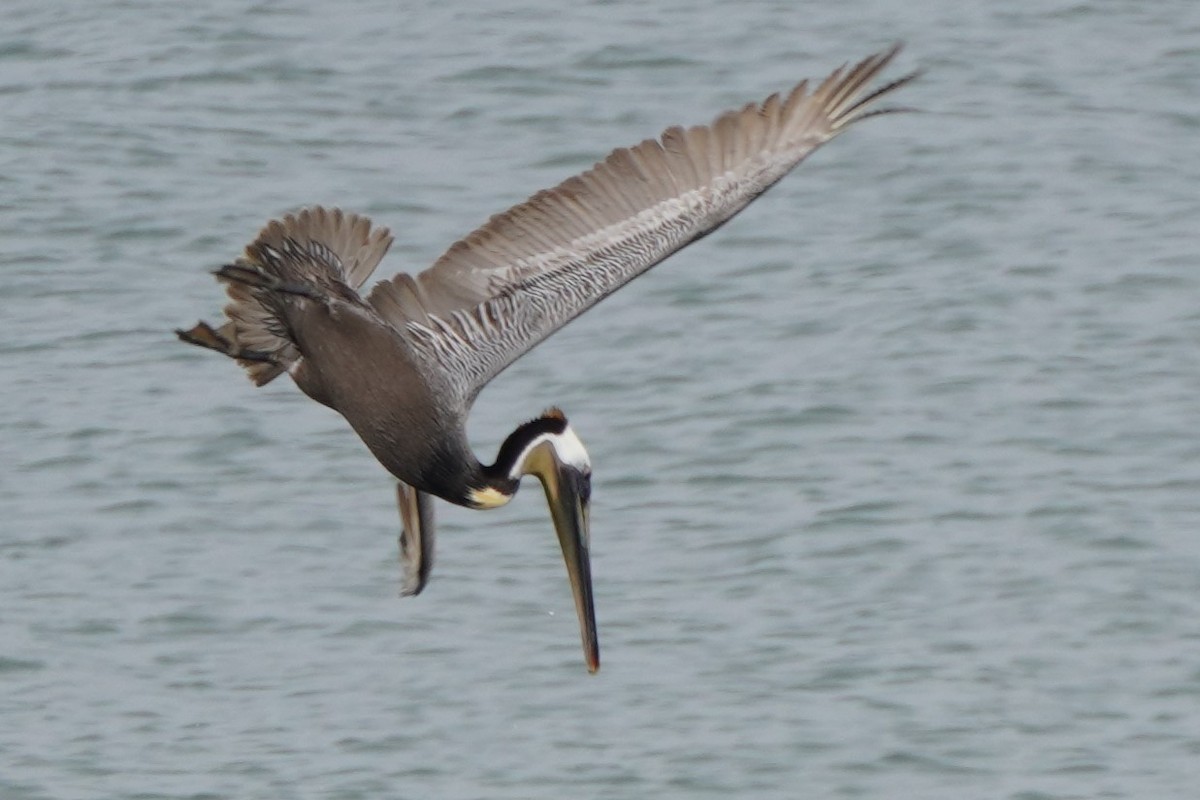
3 1 1200 798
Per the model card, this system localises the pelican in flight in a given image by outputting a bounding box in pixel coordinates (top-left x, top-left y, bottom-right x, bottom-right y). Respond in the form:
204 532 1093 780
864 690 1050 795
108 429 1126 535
177 46 915 673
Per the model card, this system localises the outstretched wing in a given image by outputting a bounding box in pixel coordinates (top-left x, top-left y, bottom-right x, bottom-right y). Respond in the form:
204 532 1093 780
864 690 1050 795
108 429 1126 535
368 45 915 402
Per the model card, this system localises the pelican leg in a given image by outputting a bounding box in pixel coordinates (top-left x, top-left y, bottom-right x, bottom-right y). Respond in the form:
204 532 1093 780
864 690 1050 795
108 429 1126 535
396 481 436 596
175 320 277 364
214 263 324 300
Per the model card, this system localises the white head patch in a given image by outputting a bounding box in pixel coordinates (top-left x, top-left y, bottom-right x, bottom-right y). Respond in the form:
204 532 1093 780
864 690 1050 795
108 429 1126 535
550 424 591 471
509 424 591 480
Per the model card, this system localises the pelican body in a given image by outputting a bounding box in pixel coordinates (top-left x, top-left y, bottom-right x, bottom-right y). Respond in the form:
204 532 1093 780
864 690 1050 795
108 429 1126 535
177 46 915 673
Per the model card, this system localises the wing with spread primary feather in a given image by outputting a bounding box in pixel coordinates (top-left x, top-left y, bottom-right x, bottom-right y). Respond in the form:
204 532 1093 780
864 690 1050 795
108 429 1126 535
366 45 916 403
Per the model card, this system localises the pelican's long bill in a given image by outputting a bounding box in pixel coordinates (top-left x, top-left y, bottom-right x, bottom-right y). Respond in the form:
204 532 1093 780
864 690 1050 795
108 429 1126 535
523 435 599 673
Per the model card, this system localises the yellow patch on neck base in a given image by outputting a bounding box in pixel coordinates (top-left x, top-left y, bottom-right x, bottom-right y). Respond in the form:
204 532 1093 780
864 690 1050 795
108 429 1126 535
469 486 513 509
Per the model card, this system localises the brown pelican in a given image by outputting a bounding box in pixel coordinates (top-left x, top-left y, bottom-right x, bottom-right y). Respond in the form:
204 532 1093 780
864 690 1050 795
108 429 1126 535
177 46 915 673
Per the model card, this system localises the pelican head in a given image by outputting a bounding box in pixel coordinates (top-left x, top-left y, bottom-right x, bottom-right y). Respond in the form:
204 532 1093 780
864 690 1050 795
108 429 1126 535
471 408 599 673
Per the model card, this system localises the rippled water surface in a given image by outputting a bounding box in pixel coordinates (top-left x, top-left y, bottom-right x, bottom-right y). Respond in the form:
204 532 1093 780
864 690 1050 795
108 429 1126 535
3 1 1200 798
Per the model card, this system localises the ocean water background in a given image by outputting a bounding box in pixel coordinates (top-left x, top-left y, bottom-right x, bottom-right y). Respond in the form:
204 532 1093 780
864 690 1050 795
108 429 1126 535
2 1 1199 798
